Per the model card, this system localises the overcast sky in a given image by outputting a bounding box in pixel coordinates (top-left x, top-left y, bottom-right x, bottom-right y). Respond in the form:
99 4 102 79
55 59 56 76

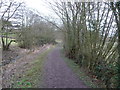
16 0 61 24
18 0 56 17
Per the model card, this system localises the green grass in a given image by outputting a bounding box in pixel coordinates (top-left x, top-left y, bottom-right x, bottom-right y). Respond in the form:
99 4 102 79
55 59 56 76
13 46 54 88
0 37 18 47
60 49 98 88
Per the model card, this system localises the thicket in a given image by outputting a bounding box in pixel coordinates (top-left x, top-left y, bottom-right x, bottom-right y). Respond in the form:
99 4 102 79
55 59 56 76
17 20 56 49
0 0 56 50
15 8 56 49
49 2 119 88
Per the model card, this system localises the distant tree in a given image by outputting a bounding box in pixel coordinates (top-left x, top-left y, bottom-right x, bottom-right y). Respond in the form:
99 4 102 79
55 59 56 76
16 9 56 49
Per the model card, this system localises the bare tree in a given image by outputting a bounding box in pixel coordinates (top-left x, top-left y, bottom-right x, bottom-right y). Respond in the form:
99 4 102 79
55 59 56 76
110 1 120 88
0 0 23 50
47 1 118 87
16 8 56 49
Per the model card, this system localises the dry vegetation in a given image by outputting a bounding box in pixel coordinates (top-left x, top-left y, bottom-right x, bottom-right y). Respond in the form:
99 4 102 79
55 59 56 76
47 1 120 88
0 0 120 88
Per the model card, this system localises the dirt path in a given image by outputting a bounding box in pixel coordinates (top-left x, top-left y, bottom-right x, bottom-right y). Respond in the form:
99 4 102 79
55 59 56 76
41 46 87 88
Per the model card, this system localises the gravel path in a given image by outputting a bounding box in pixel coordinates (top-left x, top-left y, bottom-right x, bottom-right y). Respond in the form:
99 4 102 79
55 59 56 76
41 47 87 88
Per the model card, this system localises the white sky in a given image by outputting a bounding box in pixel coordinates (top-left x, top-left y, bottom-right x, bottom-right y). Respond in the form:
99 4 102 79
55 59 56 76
19 0 57 17
23 0 50 15
16 0 61 24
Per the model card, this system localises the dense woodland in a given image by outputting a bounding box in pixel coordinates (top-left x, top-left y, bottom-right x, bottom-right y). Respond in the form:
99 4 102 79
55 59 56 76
0 0 120 88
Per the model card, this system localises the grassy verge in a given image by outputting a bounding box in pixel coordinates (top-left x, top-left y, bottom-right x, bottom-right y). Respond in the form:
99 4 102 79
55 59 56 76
60 49 99 88
13 46 54 88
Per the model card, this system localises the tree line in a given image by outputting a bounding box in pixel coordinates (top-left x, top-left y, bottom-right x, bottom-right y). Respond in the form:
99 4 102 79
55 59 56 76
0 0 120 88
47 1 120 88
0 0 56 50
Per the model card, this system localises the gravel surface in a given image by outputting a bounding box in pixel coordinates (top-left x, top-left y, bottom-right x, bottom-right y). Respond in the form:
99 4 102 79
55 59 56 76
41 47 88 88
